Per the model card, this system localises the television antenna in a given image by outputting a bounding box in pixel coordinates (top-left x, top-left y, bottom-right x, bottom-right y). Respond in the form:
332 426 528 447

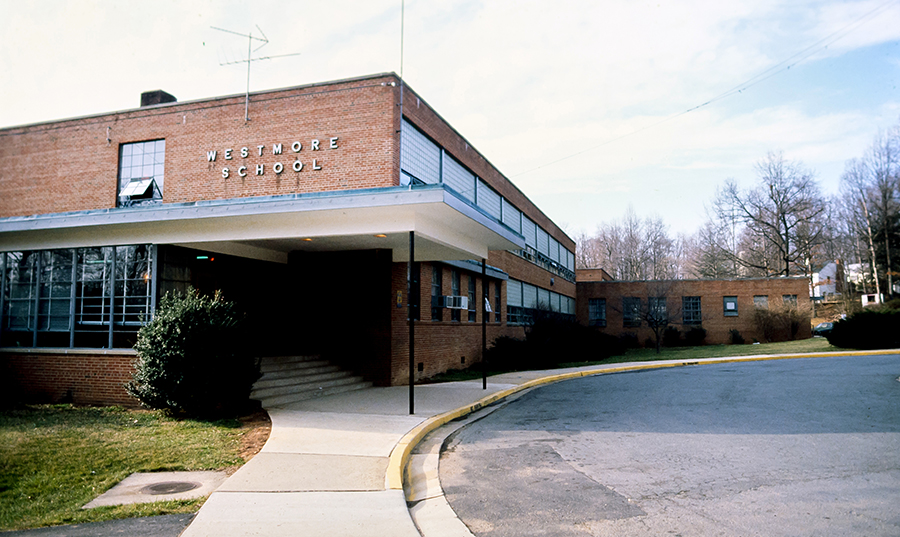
211 25 301 121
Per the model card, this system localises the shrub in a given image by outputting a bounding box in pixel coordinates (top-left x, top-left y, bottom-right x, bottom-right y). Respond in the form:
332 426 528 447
127 288 259 418
619 332 639 349
662 326 682 347
484 311 625 371
826 309 900 349
752 303 812 342
684 326 707 346
484 335 531 371
729 329 745 345
878 298 900 311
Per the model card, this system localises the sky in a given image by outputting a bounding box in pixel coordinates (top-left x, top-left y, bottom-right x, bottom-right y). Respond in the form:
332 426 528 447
2 0 899 238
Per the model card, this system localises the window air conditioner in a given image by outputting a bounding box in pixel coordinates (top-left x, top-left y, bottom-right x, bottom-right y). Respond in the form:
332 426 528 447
443 296 469 309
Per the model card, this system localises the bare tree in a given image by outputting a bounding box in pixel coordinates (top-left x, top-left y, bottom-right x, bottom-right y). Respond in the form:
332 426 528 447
866 129 899 296
645 216 675 280
841 158 883 298
712 152 826 277
619 207 648 280
690 220 738 279
574 231 603 269
639 281 685 354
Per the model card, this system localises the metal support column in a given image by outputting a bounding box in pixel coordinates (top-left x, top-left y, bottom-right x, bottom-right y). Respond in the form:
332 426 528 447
0 253 6 348
108 248 116 349
482 258 487 390
149 245 159 318
69 250 77 348
32 253 41 347
408 231 416 415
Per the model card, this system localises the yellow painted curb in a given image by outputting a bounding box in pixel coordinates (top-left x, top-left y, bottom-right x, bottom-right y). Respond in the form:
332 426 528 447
385 348 899 491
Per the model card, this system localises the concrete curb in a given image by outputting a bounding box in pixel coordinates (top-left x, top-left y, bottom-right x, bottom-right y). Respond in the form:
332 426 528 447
384 348 899 493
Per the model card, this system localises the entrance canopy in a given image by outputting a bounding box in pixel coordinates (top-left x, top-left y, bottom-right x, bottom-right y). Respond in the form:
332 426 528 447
0 185 524 263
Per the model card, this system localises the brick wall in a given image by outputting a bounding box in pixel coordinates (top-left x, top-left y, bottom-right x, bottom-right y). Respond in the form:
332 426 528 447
1 349 138 406
1 72 578 389
389 262 525 385
576 277 812 345
0 75 399 217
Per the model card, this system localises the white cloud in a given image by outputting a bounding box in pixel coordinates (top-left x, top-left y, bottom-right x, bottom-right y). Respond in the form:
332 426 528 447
1 0 898 235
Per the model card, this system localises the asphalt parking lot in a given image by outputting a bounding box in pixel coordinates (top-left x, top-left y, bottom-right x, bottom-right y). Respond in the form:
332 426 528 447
440 355 900 536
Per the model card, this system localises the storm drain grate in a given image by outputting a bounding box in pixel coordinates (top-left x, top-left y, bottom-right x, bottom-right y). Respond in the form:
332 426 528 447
140 481 202 495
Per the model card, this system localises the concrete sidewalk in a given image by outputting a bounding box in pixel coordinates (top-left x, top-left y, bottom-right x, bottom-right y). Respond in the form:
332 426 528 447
179 350 894 537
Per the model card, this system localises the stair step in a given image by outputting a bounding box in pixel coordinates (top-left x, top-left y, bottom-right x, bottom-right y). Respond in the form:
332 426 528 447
253 370 348 390
252 355 371 409
260 381 373 407
261 355 321 365
258 364 340 380
260 360 331 374
251 374 365 399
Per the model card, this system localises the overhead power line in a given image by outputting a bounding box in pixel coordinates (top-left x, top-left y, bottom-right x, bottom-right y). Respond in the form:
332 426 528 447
511 0 899 178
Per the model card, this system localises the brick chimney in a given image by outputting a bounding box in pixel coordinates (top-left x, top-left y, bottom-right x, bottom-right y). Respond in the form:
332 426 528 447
140 90 177 107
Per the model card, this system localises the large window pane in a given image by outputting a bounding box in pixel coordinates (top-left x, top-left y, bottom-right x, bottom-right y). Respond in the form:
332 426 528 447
400 119 440 185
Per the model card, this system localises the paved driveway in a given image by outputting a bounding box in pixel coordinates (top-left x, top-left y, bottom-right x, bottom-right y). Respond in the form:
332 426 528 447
440 355 900 536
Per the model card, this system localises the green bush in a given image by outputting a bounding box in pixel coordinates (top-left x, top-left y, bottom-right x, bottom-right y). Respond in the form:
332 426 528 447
619 332 639 349
662 326 683 347
752 303 812 342
126 289 259 418
826 309 900 349
684 326 707 346
729 329 745 345
484 311 625 371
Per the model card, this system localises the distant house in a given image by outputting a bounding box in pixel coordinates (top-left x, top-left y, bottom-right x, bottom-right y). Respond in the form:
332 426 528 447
811 261 843 300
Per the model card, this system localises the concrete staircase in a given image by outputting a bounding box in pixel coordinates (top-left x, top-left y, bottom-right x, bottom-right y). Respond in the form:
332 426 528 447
251 356 372 408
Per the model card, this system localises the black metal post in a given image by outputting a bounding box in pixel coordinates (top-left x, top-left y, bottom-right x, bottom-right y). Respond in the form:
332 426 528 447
408 231 415 415
0 253 6 348
108 248 116 349
69 250 77 348
482 258 487 390
33 253 41 348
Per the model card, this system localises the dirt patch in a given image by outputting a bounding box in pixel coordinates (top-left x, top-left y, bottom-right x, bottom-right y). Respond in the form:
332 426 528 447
237 410 271 462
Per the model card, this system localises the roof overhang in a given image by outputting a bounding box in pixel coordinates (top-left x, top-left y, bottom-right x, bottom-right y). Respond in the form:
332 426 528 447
0 185 525 264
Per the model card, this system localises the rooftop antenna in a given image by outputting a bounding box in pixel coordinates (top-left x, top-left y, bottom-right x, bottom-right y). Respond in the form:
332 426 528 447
211 25 301 121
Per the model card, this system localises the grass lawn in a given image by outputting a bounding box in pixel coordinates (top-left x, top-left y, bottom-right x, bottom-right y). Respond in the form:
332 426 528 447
428 337 842 383
0 405 256 531
579 336 839 365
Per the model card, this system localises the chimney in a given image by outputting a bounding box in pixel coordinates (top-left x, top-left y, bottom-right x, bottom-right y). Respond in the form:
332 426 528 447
140 90 177 107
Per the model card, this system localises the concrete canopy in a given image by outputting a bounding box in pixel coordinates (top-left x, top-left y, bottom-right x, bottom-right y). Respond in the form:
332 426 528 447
0 185 524 263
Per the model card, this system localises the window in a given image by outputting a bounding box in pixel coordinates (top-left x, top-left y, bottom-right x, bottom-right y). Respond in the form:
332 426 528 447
431 265 442 321
754 295 769 309
723 296 738 317
118 140 165 207
507 279 523 325
442 152 476 202
782 294 797 306
1 246 153 349
682 296 701 325
494 282 501 322
468 275 476 322
588 298 606 327
400 119 440 185
648 297 667 327
623 297 641 327
451 269 461 322
476 179 502 220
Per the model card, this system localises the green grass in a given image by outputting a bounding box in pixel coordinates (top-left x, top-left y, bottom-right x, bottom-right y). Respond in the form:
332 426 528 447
428 337 841 383
0 405 247 531
575 337 839 366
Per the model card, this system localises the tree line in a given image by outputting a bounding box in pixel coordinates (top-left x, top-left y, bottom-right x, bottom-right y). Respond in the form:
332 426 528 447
576 120 900 299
